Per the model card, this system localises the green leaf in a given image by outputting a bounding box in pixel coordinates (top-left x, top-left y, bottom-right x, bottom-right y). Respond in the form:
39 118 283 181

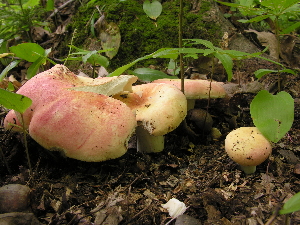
109 48 170 77
131 68 176 82
280 192 300 215
250 90 294 143
0 89 32 113
254 69 278 79
46 0 54 11
254 68 296 79
0 40 10 66
27 56 45 78
184 39 215 49
143 0 162 20
10 43 45 62
282 21 300 34
82 50 98 63
22 0 40 9
87 54 109 67
0 60 21 81
214 52 233 81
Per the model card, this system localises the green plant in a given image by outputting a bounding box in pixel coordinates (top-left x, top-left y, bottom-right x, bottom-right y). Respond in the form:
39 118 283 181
108 39 281 82
143 0 162 20
250 90 294 143
0 0 54 42
217 0 300 34
0 42 55 80
0 88 33 175
280 192 300 215
217 0 299 90
63 45 110 78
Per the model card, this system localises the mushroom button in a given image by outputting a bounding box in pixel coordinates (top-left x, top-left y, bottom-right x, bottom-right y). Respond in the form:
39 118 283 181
225 127 272 174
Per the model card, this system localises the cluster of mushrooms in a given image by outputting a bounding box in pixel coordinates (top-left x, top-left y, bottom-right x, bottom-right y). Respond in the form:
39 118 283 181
4 65 272 174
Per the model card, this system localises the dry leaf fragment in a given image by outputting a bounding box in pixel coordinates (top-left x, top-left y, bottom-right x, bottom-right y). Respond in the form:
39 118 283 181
245 29 278 59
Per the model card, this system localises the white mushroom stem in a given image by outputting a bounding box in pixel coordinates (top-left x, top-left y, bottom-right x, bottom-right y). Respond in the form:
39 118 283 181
240 165 257 175
136 126 164 153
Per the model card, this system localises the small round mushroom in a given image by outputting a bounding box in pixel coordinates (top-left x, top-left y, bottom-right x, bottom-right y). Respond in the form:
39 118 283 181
225 127 272 174
114 83 187 153
152 79 226 110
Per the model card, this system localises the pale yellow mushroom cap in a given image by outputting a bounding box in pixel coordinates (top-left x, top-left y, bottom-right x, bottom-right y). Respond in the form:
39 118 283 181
225 127 272 167
114 83 187 136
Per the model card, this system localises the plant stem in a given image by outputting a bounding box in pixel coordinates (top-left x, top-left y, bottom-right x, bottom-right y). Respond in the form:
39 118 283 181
20 114 33 175
179 0 184 93
274 16 281 92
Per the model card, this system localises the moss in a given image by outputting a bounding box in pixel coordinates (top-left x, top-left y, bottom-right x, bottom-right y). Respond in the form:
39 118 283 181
67 0 222 71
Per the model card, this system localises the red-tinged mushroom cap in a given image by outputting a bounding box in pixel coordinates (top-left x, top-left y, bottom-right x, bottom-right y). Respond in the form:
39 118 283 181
4 65 137 162
114 83 187 136
28 91 136 161
152 79 226 99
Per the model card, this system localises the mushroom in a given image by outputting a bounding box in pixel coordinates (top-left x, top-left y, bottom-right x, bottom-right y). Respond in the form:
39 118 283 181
113 83 187 153
4 65 137 162
225 127 272 174
152 79 226 110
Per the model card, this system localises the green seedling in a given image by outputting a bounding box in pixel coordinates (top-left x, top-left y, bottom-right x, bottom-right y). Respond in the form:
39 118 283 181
9 43 55 78
217 0 299 90
280 192 300 215
0 0 53 42
250 90 294 143
64 45 110 78
143 0 162 20
254 68 296 79
109 40 281 82
0 88 33 175
130 67 176 82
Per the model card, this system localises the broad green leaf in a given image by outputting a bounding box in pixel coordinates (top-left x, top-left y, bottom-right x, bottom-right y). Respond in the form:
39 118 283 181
7 82 15 91
184 39 215 49
0 60 21 81
168 59 180 76
46 0 54 11
27 56 45 78
0 40 10 66
254 69 277 79
254 68 296 79
23 0 40 8
250 90 294 143
82 50 98 63
10 43 45 62
131 68 176 82
214 52 233 81
0 89 32 113
280 192 300 215
87 54 109 67
143 0 162 20
282 21 300 34
109 48 173 77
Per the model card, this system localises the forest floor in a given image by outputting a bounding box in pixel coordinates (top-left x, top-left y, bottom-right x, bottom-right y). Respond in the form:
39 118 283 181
0 69 299 225
1 1 300 225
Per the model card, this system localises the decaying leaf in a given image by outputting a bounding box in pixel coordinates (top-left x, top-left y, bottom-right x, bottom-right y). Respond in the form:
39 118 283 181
94 13 121 59
245 29 278 59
